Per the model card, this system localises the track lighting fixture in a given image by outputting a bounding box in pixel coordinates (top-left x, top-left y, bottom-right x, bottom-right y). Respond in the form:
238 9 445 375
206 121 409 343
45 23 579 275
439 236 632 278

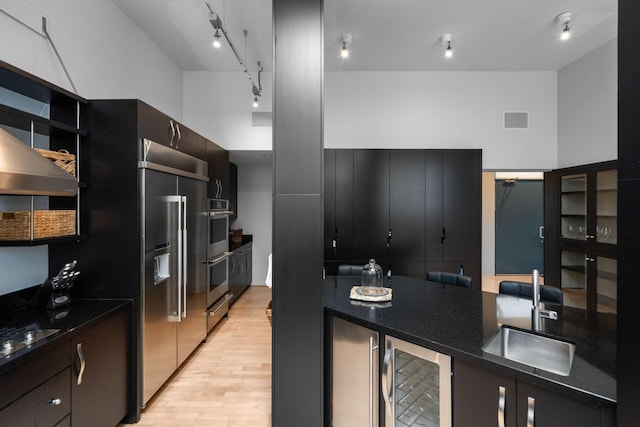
212 30 221 48
205 1 264 110
555 12 572 41
340 34 352 59
440 34 453 58
445 41 453 58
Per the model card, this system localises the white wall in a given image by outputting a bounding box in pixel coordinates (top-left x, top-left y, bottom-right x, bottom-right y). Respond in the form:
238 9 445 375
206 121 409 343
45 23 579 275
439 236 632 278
183 71 273 150
325 71 558 170
0 0 183 119
0 0 183 294
229 164 272 286
557 40 617 168
183 70 559 171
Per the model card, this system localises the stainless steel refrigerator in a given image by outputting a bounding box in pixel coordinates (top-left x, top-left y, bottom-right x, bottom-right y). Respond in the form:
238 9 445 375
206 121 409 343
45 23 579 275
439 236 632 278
139 139 208 404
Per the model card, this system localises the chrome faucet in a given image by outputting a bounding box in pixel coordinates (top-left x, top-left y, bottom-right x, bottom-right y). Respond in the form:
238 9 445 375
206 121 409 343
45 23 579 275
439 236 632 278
531 269 558 332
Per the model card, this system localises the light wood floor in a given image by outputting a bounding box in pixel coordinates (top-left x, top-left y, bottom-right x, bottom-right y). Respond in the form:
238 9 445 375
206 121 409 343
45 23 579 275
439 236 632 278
120 286 273 427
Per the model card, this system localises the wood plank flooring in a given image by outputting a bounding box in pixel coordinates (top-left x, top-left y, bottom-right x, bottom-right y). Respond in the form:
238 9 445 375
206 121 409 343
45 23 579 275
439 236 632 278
120 286 272 427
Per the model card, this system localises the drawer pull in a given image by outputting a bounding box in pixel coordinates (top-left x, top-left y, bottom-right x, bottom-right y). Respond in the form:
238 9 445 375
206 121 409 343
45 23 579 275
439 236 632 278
49 398 62 406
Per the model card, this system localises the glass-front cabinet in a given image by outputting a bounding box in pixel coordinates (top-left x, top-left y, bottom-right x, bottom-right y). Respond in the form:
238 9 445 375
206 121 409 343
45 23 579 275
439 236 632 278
560 169 617 246
546 160 617 314
596 169 617 244
561 174 587 241
560 250 617 313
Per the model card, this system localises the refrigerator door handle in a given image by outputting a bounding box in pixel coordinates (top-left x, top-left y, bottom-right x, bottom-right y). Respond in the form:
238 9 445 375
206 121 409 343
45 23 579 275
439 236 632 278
175 195 183 322
181 195 188 318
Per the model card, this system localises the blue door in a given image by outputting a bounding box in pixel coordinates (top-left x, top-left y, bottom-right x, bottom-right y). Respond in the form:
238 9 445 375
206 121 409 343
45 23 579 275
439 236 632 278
495 179 544 274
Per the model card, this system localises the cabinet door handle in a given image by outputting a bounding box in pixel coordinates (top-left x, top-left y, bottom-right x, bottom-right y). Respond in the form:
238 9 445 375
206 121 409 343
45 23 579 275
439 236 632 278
169 120 176 147
49 398 62 406
76 342 86 385
526 396 535 427
175 123 181 149
441 228 446 246
538 226 544 240
498 386 506 427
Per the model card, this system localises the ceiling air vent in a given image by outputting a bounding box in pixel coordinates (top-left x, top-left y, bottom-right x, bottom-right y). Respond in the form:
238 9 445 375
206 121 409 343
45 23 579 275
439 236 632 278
504 112 529 129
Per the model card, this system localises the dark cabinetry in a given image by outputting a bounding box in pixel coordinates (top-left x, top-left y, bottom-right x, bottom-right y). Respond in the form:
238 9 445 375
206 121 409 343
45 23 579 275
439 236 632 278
229 242 252 305
207 142 229 200
544 161 617 313
0 308 129 427
71 309 129 427
324 149 355 264
229 162 238 220
138 104 205 159
324 149 482 286
453 359 614 427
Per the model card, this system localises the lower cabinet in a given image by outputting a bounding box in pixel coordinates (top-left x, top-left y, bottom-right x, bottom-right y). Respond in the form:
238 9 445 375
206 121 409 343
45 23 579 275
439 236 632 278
330 317 452 427
453 358 615 427
71 309 129 427
0 368 71 427
229 242 252 305
0 307 129 427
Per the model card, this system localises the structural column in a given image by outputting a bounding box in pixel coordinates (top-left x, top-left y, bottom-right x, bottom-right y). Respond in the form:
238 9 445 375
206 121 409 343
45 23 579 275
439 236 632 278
617 0 640 424
272 0 324 425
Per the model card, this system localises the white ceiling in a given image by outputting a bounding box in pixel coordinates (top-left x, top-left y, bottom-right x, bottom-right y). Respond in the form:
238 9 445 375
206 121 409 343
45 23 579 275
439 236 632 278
113 0 617 166
113 0 617 73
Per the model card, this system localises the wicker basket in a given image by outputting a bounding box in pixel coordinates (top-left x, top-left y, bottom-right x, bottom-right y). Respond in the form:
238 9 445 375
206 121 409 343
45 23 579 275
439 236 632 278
34 148 76 176
0 210 76 240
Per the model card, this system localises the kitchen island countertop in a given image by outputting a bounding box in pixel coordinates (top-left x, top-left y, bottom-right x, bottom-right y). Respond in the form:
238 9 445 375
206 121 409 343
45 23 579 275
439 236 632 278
324 275 616 406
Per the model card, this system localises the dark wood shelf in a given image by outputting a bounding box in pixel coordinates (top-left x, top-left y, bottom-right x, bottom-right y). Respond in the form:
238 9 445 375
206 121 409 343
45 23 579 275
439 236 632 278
0 234 86 247
596 269 617 282
0 104 86 137
561 264 586 274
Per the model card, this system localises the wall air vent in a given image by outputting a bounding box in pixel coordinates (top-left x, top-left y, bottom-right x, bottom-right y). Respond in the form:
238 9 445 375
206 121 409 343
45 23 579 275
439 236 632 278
504 112 529 129
252 112 273 127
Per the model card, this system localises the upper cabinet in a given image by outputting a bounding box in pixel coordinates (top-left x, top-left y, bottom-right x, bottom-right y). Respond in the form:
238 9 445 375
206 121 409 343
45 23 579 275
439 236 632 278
324 149 482 286
137 101 206 159
559 167 617 246
0 60 85 246
206 142 229 200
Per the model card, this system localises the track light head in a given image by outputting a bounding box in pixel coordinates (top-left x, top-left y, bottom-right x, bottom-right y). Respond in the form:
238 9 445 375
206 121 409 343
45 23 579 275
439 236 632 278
340 34 352 59
555 12 572 40
212 30 221 48
440 34 453 58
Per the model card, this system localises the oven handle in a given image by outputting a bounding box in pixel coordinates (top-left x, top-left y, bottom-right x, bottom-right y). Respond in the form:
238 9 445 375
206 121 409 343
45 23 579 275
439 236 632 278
208 210 234 217
207 251 233 265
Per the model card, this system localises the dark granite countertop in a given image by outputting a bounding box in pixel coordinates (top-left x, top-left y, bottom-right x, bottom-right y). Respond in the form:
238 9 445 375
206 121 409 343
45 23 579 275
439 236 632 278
324 275 616 406
230 234 252 251
0 299 132 375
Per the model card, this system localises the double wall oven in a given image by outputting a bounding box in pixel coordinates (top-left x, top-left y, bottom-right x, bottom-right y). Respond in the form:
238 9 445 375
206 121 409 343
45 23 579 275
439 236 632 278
206 199 234 332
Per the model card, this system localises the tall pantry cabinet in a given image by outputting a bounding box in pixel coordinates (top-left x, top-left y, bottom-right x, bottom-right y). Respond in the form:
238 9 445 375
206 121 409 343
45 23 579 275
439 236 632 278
544 160 617 313
324 149 482 287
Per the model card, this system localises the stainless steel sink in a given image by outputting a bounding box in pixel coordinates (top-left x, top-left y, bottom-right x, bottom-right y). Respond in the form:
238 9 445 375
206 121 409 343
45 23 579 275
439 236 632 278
482 325 575 376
